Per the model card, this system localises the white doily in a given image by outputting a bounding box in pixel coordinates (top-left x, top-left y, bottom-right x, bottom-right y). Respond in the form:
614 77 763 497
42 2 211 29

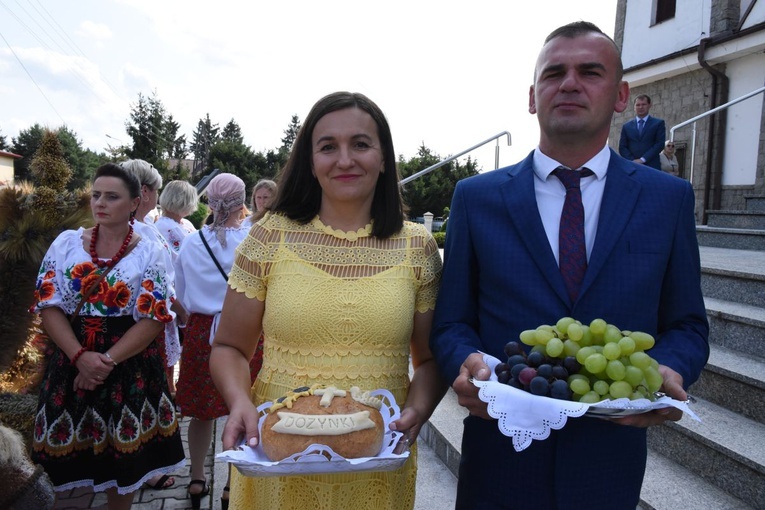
216 388 410 477
475 353 700 452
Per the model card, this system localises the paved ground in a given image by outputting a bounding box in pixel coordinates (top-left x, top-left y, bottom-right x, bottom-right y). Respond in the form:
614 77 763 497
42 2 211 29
53 415 457 509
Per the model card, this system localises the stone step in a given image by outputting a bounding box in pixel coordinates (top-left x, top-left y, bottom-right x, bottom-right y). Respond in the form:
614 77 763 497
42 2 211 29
744 195 765 212
696 226 765 251
420 386 467 479
699 246 765 308
639 448 754 510
647 396 765 509
705 296 765 360
707 210 765 230
691 342 765 425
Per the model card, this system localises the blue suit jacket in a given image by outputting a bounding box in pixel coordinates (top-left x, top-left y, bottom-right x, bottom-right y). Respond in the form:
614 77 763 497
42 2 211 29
619 116 666 170
430 150 709 509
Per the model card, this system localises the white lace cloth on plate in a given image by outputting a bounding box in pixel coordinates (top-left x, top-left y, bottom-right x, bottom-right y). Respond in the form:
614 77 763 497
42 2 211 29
216 389 410 477
474 353 700 452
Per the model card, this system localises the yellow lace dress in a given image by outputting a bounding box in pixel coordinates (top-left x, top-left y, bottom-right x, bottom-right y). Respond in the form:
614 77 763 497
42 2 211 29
227 212 442 510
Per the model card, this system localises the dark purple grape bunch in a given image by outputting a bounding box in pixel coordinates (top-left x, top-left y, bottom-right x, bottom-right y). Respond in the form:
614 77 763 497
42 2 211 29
495 341 581 400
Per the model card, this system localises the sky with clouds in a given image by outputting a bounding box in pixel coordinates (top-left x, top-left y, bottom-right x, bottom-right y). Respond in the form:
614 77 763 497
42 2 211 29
1 0 617 172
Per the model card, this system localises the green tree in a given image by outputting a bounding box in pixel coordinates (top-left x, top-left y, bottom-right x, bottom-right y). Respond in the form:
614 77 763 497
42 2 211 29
55 126 105 191
11 124 45 182
221 119 244 144
398 145 480 219
11 124 101 191
281 114 301 153
208 119 259 189
0 128 8 151
124 91 173 176
190 114 220 177
165 114 188 160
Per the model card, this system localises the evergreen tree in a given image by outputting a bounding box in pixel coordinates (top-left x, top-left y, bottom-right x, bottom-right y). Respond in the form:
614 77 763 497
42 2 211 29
281 114 301 152
165 114 188 160
221 119 244 145
190 114 220 177
0 128 8 151
11 124 45 182
124 91 172 176
398 144 480 219
11 125 100 191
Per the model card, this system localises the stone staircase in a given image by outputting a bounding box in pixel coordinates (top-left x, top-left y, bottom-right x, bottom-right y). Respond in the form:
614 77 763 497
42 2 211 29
640 194 765 510
422 194 765 510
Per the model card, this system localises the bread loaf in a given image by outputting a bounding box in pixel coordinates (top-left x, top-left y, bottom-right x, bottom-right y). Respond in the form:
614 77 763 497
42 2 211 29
261 385 385 461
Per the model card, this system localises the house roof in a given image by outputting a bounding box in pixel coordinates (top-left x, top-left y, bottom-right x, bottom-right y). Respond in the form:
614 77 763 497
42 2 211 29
0 150 22 159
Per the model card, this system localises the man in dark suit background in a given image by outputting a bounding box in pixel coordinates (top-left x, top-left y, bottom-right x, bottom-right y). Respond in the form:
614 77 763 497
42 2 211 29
430 21 708 510
619 94 666 169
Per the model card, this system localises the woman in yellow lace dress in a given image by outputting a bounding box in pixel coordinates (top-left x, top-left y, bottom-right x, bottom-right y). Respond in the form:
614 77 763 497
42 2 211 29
210 91 445 510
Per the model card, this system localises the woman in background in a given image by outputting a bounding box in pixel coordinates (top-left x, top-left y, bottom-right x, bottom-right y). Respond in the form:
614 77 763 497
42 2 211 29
174 173 263 509
30 163 184 510
243 179 277 227
119 159 184 489
659 140 680 176
156 180 198 254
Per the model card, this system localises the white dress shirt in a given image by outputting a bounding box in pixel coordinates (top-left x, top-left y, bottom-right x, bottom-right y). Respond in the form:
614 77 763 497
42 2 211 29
533 145 610 266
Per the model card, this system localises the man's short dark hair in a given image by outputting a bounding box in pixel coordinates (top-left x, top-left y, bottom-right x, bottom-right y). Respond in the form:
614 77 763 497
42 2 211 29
635 94 652 104
543 21 623 80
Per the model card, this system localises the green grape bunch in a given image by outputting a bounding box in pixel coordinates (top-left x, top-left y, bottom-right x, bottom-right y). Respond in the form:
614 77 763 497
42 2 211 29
495 317 664 403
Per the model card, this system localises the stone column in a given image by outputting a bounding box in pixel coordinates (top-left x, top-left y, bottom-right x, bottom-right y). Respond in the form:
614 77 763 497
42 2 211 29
423 212 434 233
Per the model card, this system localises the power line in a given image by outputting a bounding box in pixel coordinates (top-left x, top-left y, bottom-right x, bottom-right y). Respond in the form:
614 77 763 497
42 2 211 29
0 28 66 125
29 0 87 59
2 1 186 153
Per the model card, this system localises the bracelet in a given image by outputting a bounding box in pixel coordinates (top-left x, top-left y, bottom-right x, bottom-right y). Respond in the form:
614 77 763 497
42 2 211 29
71 347 87 365
104 352 118 366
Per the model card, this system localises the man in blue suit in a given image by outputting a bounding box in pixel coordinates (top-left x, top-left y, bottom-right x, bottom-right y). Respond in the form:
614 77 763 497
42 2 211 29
430 21 709 510
619 94 666 169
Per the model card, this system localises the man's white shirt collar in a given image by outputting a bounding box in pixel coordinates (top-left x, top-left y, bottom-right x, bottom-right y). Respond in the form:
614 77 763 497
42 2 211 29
533 145 611 182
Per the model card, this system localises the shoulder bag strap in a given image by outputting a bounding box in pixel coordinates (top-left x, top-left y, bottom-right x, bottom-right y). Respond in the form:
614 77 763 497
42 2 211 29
199 230 229 282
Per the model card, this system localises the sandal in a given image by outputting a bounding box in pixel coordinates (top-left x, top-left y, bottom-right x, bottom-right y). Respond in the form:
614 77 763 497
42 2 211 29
188 479 209 510
142 474 174 490
221 485 230 510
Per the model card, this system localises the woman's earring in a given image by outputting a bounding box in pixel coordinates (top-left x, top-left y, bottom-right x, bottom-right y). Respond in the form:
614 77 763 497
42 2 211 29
130 211 136 225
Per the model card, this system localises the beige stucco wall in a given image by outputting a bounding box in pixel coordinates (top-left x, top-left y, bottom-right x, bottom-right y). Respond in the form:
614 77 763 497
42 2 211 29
0 156 14 187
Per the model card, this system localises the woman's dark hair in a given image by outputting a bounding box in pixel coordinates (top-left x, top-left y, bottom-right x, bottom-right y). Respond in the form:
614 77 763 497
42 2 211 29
94 163 141 199
272 91 405 238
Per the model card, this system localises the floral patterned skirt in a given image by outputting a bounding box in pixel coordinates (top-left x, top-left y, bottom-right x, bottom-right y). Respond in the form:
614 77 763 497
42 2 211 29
175 313 263 420
31 315 185 494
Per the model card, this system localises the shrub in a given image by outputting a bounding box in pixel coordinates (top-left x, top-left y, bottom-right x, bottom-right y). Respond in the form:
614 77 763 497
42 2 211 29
432 231 446 248
187 201 209 229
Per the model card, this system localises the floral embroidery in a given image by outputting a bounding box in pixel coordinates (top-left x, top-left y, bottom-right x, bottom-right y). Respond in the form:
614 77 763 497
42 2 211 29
142 280 155 292
154 300 172 322
37 280 55 301
104 281 131 309
81 272 109 303
71 261 98 281
137 294 155 315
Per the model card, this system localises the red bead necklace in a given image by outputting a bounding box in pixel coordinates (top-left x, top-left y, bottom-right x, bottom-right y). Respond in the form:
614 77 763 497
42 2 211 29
89 223 134 268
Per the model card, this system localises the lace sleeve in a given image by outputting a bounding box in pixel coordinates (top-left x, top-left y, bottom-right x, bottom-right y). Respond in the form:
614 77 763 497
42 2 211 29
414 228 443 313
229 221 272 301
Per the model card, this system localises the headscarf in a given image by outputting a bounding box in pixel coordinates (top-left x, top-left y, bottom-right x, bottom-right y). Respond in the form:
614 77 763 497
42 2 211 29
206 173 245 247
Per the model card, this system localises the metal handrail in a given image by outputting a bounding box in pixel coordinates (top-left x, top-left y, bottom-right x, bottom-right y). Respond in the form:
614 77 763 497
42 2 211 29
670 85 765 139
400 131 512 185
669 85 765 185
